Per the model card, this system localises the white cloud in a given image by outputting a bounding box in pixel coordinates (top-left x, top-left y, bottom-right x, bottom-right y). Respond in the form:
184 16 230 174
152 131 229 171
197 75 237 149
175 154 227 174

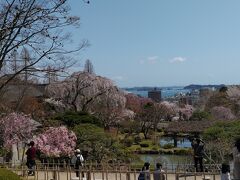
169 57 187 63
139 56 159 65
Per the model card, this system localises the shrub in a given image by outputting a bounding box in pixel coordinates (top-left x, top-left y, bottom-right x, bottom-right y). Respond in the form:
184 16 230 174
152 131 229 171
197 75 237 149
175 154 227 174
54 111 101 127
136 147 141 151
162 143 174 149
123 128 130 133
122 138 134 147
152 146 158 151
0 168 20 180
174 148 191 155
140 143 149 147
134 136 141 144
190 110 211 121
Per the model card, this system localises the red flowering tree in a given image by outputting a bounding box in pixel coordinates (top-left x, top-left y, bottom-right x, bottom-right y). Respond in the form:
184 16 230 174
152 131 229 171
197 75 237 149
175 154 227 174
35 126 77 157
125 93 152 113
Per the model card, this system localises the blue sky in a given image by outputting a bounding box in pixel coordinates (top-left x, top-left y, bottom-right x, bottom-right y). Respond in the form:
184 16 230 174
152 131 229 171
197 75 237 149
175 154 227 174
68 0 240 87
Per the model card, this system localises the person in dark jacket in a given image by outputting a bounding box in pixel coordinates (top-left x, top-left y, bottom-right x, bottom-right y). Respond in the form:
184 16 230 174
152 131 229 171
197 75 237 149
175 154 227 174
138 162 150 180
26 141 37 176
191 138 204 172
75 149 84 178
153 163 165 180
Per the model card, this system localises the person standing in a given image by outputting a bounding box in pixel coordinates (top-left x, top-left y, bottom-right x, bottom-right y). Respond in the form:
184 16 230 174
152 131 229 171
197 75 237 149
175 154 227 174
26 141 37 176
221 163 231 180
75 149 84 178
153 163 165 180
138 162 150 180
191 138 204 172
233 138 240 180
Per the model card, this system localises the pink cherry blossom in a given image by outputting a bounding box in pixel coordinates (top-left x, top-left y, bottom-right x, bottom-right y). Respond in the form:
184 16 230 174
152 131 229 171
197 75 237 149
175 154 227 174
0 112 36 149
35 126 77 157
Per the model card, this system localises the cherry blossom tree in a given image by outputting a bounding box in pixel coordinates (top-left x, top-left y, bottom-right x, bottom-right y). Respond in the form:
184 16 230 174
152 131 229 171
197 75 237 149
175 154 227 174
0 112 36 150
46 72 126 112
159 101 178 120
35 126 77 157
0 112 39 162
178 104 194 120
210 106 236 120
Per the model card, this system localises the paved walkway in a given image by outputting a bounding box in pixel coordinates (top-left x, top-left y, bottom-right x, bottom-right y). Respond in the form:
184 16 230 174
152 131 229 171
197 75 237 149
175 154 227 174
15 170 221 180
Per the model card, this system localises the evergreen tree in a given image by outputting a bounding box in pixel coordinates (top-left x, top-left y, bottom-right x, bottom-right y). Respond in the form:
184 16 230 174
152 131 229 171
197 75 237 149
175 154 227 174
84 59 94 74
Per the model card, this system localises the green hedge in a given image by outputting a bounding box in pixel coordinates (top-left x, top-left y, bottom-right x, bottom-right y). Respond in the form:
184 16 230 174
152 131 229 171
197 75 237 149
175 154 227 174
0 168 20 180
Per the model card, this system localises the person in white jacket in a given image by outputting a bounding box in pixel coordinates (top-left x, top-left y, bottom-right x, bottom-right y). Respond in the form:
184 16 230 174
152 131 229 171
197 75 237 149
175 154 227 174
233 138 240 180
75 149 84 178
221 163 230 180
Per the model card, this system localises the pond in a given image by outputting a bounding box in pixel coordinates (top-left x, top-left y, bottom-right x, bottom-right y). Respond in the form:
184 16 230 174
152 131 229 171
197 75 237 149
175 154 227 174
136 154 192 171
159 136 192 148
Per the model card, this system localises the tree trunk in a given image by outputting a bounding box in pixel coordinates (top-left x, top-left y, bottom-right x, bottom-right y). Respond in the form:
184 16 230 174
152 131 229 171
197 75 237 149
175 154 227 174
173 134 177 147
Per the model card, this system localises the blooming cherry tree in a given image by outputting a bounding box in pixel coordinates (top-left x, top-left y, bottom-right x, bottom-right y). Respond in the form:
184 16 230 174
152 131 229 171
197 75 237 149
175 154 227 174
179 104 194 120
35 126 77 157
211 106 236 120
46 72 126 112
0 113 36 149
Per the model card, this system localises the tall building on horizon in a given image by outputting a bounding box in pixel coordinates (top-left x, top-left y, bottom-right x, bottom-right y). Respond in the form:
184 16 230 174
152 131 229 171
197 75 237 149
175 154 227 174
148 88 161 102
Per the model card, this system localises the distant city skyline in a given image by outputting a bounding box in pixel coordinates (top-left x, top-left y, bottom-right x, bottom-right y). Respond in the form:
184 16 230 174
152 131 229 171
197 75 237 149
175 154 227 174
68 0 240 87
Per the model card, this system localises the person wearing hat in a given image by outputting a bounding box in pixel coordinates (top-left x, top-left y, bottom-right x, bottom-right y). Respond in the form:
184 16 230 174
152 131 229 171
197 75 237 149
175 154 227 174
75 149 84 178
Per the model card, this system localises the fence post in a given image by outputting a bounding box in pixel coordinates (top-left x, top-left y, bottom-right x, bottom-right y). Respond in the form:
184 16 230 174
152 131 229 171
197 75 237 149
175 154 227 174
126 164 130 180
165 166 168 180
119 162 122 180
134 169 136 180
101 163 105 180
36 164 38 180
115 164 118 180
47 162 49 180
66 165 69 180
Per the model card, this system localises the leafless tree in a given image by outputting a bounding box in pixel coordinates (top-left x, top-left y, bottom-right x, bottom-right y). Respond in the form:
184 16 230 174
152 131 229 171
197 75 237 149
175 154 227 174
0 0 88 91
84 59 94 74
136 102 172 139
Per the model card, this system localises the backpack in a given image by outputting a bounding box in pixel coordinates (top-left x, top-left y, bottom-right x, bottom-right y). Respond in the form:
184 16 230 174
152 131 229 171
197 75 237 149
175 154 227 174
75 154 84 168
138 172 145 180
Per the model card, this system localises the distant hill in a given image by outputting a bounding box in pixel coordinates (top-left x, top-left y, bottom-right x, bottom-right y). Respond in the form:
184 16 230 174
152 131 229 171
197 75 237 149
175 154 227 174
184 84 225 90
123 87 161 91
123 86 183 91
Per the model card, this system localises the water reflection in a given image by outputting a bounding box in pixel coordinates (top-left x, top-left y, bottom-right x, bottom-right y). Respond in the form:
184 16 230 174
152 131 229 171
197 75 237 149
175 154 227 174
159 137 192 148
138 154 192 170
